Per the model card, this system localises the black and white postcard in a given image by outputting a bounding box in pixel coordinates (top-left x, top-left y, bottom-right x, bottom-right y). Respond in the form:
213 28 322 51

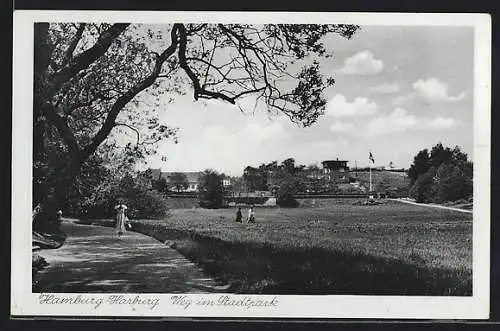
11 11 491 319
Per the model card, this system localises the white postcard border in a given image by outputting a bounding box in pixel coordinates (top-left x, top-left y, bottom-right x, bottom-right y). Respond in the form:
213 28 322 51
11 10 492 319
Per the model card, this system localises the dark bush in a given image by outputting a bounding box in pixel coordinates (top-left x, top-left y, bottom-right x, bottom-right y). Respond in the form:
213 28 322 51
199 200 222 209
126 190 170 219
409 168 436 203
277 197 300 207
433 163 473 203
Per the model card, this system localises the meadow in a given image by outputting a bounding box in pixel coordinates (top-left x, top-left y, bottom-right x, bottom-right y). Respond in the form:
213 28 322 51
123 199 472 295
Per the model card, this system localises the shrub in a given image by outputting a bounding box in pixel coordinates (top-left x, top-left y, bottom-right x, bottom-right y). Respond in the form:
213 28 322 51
409 168 436 203
198 169 225 209
82 174 169 219
433 163 473 203
126 190 170 219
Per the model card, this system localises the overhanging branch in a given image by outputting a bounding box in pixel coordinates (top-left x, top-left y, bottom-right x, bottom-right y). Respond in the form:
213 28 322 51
80 24 181 162
48 23 130 98
178 24 268 105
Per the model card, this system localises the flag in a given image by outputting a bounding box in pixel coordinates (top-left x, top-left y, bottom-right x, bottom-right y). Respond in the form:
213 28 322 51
369 152 375 164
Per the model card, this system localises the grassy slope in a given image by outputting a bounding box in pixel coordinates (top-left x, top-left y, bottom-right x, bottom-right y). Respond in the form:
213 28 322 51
352 171 409 190
127 199 471 295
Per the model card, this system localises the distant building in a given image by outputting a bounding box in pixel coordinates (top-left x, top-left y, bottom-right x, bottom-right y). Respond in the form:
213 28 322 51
322 159 349 172
148 169 231 192
159 171 202 192
321 159 350 184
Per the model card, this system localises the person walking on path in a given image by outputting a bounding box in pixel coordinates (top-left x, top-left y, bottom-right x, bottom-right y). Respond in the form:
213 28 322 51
235 207 242 223
115 201 128 238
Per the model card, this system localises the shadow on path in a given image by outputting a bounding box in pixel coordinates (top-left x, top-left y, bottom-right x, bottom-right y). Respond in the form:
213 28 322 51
34 221 224 293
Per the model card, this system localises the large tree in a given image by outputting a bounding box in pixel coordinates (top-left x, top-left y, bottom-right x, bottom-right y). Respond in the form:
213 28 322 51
33 22 359 226
407 149 431 184
198 169 225 209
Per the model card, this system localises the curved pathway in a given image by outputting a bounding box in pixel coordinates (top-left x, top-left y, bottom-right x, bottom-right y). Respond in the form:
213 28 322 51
389 198 473 214
34 220 225 293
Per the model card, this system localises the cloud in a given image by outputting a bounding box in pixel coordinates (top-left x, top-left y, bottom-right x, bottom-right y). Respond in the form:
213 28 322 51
412 78 466 102
330 121 355 133
420 117 456 130
325 94 378 118
243 121 284 140
365 108 417 136
370 82 400 94
392 94 413 106
340 50 384 75
307 139 351 160
364 108 457 136
201 121 284 145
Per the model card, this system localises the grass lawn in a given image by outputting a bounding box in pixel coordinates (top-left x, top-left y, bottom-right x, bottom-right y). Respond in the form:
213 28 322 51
83 199 472 295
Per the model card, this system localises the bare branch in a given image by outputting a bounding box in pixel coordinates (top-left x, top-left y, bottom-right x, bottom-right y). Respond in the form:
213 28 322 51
114 122 140 145
178 24 270 105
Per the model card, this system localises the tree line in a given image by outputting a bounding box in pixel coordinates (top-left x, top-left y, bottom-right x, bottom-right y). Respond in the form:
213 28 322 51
407 143 473 203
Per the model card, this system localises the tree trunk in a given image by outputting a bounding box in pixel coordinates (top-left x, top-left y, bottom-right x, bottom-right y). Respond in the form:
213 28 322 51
32 152 83 232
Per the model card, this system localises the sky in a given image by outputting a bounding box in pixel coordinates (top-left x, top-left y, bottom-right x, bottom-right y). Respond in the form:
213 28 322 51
144 25 474 177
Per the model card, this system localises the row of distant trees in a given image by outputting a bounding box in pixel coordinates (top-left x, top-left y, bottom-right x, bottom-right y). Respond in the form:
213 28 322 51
46 143 471 218
407 143 473 203
152 172 190 193
197 143 474 209
191 159 307 209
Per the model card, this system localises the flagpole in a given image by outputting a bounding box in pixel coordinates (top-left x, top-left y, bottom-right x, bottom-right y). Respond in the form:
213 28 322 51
368 151 373 193
369 163 372 192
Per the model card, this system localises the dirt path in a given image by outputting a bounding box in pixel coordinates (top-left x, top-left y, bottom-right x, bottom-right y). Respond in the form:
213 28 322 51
390 198 473 214
34 220 225 293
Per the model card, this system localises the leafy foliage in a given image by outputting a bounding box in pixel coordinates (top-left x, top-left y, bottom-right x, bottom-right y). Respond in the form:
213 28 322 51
242 158 305 207
408 149 431 184
80 171 169 219
153 177 169 194
409 143 473 203
198 169 225 209
271 169 303 207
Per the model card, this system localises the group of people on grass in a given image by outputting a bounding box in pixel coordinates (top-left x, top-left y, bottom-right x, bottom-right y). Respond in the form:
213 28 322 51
235 206 256 224
113 200 255 238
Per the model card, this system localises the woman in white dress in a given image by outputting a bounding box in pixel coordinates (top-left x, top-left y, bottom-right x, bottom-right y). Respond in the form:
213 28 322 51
115 202 128 237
